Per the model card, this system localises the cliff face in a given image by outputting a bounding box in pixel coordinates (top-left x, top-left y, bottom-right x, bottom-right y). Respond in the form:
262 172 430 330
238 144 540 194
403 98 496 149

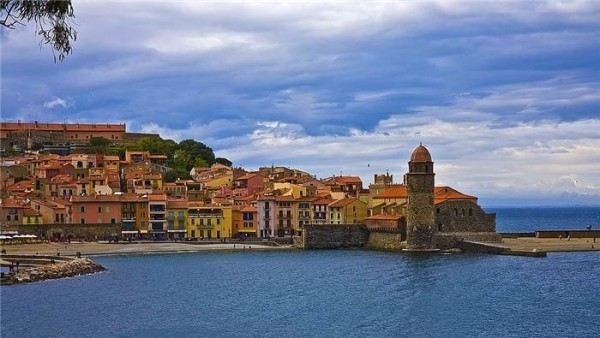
1 257 105 285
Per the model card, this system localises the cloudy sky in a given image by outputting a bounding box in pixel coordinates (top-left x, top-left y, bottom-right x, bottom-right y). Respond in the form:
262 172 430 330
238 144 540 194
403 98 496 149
2 1 600 206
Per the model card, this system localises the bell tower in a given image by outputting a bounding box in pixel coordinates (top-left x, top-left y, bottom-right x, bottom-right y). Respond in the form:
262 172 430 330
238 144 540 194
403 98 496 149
405 143 436 250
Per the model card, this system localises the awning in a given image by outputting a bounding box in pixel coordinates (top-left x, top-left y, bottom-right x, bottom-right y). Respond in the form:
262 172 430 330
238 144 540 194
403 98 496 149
167 230 187 233
238 229 257 233
139 230 148 234
121 231 139 234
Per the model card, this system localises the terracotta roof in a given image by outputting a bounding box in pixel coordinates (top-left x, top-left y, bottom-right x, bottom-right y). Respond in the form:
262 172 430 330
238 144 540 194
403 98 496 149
0 198 30 208
167 199 189 209
32 199 68 209
148 193 167 202
410 144 432 162
275 195 296 202
50 174 75 184
328 198 356 208
7 180 34 192
240 205 257 213
119 193 148 202
374 186 408 199
434 186 477 204
334 176 362 184
313 197 334 205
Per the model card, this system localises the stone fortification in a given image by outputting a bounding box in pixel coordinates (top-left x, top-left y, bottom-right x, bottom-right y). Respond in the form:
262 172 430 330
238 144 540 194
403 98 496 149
301 224 369 249
366 232 405 251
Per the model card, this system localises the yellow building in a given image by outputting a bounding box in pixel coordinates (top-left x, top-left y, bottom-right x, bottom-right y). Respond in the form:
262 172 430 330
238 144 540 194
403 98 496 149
272 182 308 198
187 203 232 239
328 198 368 224
166 199 188 240
121 194 149 236
22 208 42 225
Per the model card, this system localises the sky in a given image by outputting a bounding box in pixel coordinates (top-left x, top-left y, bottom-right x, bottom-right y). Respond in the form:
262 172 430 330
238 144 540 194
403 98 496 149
2 0 600 206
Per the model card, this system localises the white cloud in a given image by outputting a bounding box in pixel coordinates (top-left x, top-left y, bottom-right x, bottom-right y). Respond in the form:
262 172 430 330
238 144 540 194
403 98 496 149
43 97 69 109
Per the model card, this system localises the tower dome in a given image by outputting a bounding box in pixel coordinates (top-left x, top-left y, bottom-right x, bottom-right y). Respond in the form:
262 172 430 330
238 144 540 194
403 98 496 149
410 144 432 162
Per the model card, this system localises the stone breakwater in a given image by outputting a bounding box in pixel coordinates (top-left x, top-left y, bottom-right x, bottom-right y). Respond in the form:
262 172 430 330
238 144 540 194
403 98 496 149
1 256 105 285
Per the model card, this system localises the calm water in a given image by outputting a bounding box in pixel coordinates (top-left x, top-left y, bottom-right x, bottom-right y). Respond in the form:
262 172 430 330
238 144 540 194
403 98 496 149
491 207 600 232
1 208 600 338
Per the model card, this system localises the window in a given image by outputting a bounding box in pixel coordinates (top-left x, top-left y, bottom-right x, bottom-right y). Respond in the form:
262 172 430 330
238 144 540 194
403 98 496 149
55 214 59 222
15 215 18 221
81 218 85 224
6 215 10 221
454 208 458 216
81 206 85 213
98 207 102 213
436 208 440 214
111 218 115 224
217 218 220 225
469 208 473 216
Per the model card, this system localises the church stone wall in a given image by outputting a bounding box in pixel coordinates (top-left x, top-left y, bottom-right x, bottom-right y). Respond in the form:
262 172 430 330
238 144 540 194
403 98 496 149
366 232 405 251
435 200 496 233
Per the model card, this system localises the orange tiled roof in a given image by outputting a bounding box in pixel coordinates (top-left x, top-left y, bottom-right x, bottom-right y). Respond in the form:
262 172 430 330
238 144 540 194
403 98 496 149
334 176 362 184
0 197 30 208
7 179 34 192
148 193 167 202
328 198 357 208
240 205 257 213
373 186 408 199
50 174 75 184
167 199 189 209
275 195 296 202
434 186 477 204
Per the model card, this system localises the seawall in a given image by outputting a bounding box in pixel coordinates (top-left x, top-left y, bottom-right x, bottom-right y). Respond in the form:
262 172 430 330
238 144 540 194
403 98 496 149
301 224 369 249
1 255 105 285
366 232 405 251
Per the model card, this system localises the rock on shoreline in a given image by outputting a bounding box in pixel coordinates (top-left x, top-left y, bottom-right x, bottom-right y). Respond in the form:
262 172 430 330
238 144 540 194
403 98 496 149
3 258 105 285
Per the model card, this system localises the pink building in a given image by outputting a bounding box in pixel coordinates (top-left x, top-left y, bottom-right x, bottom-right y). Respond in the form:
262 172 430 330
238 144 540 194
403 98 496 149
70 195 122 224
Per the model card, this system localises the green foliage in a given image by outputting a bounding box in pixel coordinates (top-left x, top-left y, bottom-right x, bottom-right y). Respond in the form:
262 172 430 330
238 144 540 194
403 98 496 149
215 157 232 167
178 139 215 166
194 158 209 168
1 0 76 62
126 137 216 173
164 169 191 183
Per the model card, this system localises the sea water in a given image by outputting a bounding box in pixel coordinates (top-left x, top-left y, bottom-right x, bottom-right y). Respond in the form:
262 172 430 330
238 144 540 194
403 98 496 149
1 208 599 338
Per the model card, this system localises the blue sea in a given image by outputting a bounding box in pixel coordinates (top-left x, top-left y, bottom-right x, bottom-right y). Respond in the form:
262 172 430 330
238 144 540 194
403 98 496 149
1 208 599 338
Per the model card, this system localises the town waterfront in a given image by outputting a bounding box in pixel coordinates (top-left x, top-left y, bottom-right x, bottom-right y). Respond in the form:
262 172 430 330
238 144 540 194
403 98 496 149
2 207 600 338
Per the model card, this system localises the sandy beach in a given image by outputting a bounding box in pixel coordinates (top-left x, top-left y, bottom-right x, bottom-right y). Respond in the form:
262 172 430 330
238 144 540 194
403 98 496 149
1 242 294 257
1 238 598 257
